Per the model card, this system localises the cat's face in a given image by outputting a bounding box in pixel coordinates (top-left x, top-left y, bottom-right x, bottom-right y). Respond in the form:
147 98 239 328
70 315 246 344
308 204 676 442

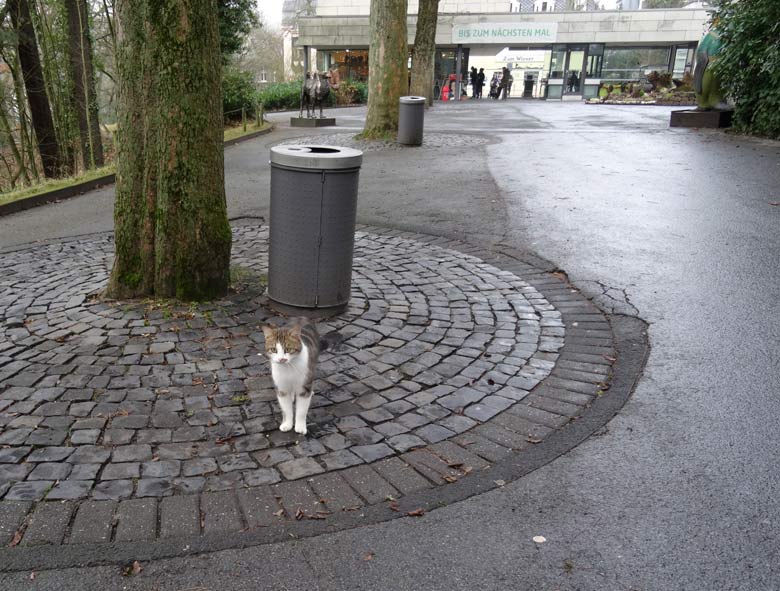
261 325 302 365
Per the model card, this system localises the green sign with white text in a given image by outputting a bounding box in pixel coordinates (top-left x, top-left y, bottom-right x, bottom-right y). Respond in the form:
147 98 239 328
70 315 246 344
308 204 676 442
451 22 558 44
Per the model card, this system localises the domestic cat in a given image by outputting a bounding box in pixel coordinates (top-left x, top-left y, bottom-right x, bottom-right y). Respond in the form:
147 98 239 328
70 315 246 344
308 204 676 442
261 318 322 435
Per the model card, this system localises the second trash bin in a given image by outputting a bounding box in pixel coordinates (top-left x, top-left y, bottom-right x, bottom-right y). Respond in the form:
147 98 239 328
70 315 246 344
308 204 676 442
268 145 363 316
398 96 426 146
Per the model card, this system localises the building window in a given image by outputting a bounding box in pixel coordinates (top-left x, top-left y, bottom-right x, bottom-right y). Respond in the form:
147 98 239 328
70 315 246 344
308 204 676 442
602 47 672 81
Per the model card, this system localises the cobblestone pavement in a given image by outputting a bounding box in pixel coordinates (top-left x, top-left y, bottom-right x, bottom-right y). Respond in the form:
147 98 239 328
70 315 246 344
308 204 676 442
0 221 618 556
275 132 490 152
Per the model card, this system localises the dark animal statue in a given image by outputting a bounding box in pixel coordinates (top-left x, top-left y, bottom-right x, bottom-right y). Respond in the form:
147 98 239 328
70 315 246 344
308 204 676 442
299 71 331 118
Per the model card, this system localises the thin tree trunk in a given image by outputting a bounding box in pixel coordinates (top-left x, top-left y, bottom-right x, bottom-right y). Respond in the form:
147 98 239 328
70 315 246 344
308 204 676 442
6 50 40 182
409 0 439 107
0 102 28 186
65 0 104 169
361 0 408 138
107 0 231 301
7 0 64 178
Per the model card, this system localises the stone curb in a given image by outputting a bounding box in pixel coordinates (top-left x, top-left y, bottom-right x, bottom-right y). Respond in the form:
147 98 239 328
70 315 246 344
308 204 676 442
0 125 275 218
0 225 649 572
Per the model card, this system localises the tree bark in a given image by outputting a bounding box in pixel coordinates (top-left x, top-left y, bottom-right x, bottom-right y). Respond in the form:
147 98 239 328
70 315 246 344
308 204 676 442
65 0 104 169
107 0 231 301
409 0 439 107
361 0 408 138
7 0 65 178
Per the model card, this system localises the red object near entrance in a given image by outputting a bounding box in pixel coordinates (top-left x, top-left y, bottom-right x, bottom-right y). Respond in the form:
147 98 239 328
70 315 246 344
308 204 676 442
441 85 450 101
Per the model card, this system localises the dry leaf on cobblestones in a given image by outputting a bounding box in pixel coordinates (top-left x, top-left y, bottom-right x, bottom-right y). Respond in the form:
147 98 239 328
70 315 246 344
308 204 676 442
343 505 361 512
29 572 36 581
602 354 616 362
9 530 23 547
407 508 425 517
443 475 458 483
493 479 506 487
121 561 143 576
295 508 305 520
273 509 285 517
527 436 543 444
533 536 547 544
363 551 375 561
388 501 400 512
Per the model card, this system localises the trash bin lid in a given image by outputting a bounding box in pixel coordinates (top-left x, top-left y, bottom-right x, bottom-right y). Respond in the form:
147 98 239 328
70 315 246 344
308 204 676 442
270 145 363 170
400 96 426 105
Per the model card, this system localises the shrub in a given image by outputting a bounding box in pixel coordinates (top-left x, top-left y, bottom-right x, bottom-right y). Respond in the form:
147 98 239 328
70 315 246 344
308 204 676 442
713 0 780 139
257 81 302 111
223 68 257 120
647 70 673 91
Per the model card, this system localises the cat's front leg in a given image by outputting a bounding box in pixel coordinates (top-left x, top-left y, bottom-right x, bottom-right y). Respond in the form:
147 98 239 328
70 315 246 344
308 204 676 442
294 390 313 435
277 391 294 432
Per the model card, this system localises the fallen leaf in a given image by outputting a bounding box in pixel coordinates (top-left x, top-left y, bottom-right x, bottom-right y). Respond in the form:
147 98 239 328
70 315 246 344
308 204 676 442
527 436 543 444
295 508 305 520
493 479 506 487
363 551 374 561
443 475 458 483
597 382 611 391
769 202 780 206
602 354 617 363
342 505 361 512
447 461 464 469
388 501 400 512
273 509 285 517
407 508 425 517
463 466 473 475
121 560 143 576
29 572 35 581
9 530 22 547
533 536 547 544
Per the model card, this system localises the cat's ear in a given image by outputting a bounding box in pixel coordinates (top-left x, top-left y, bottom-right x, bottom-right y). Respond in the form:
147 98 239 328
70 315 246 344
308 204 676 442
261 325 275 340
289 324 302 338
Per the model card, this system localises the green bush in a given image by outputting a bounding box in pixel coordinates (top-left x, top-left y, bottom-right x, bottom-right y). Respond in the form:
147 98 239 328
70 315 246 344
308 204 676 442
256 79 368 112
257 81 302 111
223 68 257 120
713 0 780 139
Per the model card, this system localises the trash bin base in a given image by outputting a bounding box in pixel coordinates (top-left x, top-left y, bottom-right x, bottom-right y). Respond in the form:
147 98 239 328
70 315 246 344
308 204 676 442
290 117 336 127
268 297 347 319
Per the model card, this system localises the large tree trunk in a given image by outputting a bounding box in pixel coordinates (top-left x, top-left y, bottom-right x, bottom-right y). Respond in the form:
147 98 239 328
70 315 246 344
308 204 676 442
409 0 439 107
361 0 408 138
107 0 231 301
8 0 65 178
65 0 104 169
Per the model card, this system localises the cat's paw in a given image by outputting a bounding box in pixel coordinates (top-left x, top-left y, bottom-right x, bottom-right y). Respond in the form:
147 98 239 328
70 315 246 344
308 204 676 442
294 422 307 435
279 421 293 432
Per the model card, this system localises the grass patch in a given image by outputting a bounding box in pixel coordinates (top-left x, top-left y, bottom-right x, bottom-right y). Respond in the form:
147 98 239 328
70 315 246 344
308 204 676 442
223 121 272 142
0 122 273 209
0 164 116 207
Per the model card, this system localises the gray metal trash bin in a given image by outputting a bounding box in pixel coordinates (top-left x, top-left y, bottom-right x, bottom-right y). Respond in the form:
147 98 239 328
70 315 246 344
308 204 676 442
397 96 426 146
268 145 363 316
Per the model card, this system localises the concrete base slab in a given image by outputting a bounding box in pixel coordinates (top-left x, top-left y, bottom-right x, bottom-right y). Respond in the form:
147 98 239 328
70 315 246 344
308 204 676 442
669 108 733 128
290 117 336 127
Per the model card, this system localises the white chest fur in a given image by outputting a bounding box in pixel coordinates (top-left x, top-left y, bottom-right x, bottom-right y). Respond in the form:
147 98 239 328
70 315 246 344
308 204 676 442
270 343 311 395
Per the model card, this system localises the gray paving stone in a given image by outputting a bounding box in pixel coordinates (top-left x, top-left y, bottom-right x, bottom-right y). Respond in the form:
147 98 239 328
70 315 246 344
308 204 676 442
182 457 218 476
136 478 174 497
415 424 456 443
350 443 394 462
4 480 53 501
20 501 73 545
242 467 281 486
276 457 324 480
201 490 242 533
91 479 134 500
101 462 140 480
236 486 281 528
309 472 363 512
0 501 32 545
0 446 31 463
372 457 432 494
273 480 323 517
28 462 72 481
142 460 181 478
115 498 157 541
69 445 110 464
345 427 383 445
320 449 364 471
68 501 117 544
387 434 426 452
47 479 94 500
217 453 257 472
254 448 294 467
340 465 398 504
159 495 200 538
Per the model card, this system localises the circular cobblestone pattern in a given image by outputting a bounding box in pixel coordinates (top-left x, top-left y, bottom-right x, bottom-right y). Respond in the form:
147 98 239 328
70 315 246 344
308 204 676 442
0 224 565 503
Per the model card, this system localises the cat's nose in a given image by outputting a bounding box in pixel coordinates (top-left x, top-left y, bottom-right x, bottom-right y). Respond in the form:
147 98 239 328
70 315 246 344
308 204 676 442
278 358 288 364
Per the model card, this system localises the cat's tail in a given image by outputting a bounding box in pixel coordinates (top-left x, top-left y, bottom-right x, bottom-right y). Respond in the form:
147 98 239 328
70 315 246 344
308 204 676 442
319 331 343 352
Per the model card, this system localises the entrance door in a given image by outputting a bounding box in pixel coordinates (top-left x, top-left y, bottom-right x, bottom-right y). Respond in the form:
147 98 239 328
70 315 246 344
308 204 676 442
563 49 585 95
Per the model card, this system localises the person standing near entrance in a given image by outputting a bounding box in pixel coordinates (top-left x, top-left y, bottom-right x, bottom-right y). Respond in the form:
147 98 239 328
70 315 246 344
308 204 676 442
477 68 485 98
499 67 510 100
470 66 478 98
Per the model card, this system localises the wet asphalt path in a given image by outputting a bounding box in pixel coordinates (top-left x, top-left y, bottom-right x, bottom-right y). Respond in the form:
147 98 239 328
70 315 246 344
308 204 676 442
1 101 779 590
